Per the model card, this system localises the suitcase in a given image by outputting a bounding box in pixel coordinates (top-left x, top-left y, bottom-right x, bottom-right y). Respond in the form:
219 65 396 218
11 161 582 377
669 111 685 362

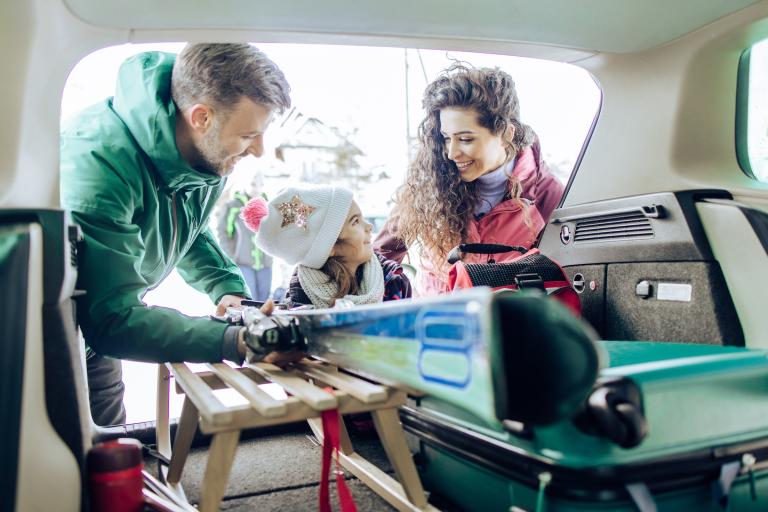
401 341 768 511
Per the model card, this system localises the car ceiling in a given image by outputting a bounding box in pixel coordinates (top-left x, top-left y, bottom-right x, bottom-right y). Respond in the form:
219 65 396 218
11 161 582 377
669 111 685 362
63 0 760 54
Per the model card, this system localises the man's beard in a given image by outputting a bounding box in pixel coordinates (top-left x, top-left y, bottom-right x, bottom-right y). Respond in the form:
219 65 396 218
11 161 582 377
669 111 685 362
195 119 233 176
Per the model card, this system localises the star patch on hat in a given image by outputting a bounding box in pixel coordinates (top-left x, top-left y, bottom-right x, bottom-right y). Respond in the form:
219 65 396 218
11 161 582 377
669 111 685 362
277 195 316 230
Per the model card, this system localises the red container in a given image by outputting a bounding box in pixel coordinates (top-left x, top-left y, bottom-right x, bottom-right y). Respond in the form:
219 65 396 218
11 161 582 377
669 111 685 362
87 438 144 512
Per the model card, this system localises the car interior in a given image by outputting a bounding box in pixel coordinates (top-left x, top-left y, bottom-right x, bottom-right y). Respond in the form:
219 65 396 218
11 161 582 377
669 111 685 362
3 0 768 510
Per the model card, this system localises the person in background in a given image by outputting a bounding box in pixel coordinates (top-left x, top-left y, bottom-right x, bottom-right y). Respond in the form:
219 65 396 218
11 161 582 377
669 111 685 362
374 63 564 294
217 171 274 302
60 43 290 426
241 185 411 308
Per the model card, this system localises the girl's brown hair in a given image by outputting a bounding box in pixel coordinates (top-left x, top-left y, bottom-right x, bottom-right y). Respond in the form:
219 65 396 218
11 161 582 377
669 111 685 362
319 240 363 302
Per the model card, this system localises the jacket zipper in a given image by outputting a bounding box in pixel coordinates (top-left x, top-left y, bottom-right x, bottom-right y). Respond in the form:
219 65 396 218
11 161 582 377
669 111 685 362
148 191 178 291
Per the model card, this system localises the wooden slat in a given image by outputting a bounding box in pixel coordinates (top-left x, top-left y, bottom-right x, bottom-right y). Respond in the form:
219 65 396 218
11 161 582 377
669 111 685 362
199 431 240 512
372 408 428 508
339 453 439 512
199 389 407 434
174 367 270 394
170 363 232 425
297 362 388 404
156 364 172 460
247 362 338 410
206 363 287 417
166 397 198 484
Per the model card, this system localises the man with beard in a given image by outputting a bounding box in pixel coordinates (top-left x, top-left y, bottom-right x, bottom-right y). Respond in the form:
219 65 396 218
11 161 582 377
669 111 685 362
60 43 291 426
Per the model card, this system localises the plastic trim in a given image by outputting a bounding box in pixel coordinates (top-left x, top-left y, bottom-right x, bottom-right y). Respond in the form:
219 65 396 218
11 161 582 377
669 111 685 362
0 228 29 512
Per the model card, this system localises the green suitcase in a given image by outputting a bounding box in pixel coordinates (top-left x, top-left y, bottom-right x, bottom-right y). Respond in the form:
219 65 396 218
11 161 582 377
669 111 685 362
402 341 768 511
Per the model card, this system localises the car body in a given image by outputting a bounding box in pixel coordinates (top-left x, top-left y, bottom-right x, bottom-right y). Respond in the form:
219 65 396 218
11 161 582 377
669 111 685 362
2 1 768 510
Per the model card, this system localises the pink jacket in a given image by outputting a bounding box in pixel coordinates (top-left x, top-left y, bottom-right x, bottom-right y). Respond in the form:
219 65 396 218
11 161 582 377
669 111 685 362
374 141 563 295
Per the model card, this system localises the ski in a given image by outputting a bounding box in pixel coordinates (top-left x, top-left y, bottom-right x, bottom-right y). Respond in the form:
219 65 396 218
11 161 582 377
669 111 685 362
241 288 600 427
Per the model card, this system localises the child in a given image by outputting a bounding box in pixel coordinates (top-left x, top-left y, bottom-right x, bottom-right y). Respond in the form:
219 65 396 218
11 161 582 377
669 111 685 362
241 185 411 308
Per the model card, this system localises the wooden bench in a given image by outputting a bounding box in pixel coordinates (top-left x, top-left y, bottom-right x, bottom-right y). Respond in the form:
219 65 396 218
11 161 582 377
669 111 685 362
156 359 439 512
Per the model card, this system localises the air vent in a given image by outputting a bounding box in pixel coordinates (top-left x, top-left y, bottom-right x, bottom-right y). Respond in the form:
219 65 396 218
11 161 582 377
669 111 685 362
574 210 654 243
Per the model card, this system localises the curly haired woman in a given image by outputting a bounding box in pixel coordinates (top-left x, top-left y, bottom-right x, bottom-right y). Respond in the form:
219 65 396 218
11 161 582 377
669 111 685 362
374 63 564 294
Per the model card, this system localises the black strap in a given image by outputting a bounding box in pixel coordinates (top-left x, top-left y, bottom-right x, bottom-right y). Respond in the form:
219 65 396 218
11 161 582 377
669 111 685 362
513 273 545 291
447 243 528 264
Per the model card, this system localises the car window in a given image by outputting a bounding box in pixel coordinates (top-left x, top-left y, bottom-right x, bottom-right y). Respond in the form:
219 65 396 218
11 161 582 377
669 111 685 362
62 42 600 423
737 38 768 183
63 43 600 210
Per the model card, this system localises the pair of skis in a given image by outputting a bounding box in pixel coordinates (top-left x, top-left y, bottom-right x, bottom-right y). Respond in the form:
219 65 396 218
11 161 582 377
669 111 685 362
239 288 600 427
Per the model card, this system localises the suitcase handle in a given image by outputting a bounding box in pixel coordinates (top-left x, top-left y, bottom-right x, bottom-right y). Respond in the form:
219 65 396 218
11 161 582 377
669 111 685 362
447 243 528 264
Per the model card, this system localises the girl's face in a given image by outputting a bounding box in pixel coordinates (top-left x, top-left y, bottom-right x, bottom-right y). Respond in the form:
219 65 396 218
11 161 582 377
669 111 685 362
439 107 510 182
331 200 374 269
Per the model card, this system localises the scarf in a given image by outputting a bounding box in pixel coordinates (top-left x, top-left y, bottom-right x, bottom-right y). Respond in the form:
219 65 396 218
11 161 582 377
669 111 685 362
297 254 385 309
474 158 516 217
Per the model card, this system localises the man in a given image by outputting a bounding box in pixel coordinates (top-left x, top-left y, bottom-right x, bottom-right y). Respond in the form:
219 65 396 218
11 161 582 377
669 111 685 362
60 43 291 425
216 172 274 302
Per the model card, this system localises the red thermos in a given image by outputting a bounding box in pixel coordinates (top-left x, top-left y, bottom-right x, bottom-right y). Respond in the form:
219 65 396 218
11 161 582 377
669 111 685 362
87 438 144 512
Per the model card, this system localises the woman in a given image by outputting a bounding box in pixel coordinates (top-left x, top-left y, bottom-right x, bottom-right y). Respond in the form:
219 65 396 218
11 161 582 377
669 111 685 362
374 63 564 294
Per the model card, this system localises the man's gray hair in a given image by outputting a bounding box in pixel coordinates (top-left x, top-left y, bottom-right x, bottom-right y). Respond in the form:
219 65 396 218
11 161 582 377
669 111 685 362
171 43 291 115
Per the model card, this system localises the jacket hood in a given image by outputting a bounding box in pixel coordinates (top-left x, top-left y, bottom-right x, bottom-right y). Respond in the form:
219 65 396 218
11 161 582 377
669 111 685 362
111 51 222 191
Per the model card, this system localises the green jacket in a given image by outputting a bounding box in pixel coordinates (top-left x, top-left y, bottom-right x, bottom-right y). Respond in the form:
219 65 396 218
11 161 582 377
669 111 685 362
60 51 248 363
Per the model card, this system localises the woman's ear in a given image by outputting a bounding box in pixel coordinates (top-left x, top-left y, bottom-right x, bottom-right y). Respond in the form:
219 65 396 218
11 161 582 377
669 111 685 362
505 124 516 145
502 124 516 157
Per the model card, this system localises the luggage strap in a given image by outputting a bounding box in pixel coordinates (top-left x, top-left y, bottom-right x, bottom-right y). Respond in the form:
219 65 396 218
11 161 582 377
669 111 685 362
626 482 657 512
447 243 528 264
319 400 357 512
711 460 742 507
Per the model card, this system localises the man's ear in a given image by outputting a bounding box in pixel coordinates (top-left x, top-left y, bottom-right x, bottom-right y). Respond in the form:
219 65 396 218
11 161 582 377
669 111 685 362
188 103 214 132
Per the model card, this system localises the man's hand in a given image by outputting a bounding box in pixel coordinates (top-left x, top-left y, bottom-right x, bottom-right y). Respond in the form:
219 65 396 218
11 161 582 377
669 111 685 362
215 295 246 316
238 300 308 364
236 300 278 359
255 301 309 365
263 350 307 366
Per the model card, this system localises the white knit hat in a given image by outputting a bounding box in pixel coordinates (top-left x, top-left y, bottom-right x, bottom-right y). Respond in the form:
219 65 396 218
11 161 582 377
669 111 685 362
241 185 354 269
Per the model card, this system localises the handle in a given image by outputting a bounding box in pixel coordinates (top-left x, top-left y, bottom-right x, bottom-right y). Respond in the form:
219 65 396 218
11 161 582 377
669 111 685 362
447 243 528 264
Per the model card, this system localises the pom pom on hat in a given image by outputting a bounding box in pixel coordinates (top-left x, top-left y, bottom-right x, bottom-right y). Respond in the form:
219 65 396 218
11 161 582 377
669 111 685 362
241 198 269 232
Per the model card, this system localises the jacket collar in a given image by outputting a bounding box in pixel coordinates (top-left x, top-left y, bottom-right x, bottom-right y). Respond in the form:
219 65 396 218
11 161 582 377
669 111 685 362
510 145 539 184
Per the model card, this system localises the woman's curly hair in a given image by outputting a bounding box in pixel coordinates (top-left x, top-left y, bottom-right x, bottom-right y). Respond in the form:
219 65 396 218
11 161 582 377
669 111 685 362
392 63 536 273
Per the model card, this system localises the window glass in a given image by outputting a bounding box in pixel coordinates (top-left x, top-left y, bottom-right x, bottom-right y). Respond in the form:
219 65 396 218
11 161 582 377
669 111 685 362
740 38 768 182
62 43 600 423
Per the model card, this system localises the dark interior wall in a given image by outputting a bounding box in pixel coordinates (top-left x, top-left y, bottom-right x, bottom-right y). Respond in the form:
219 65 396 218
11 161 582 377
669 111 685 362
540 191 744 346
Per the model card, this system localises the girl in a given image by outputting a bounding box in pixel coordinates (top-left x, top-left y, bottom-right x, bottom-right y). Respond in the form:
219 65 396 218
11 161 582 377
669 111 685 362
374 63 564 294
241 185 411 308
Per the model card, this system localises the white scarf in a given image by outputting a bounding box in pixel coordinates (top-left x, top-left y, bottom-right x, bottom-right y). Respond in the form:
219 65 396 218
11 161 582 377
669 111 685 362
297 255 385 309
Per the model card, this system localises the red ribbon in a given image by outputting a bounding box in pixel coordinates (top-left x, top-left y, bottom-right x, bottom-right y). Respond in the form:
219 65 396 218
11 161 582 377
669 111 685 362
319 406 358 512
